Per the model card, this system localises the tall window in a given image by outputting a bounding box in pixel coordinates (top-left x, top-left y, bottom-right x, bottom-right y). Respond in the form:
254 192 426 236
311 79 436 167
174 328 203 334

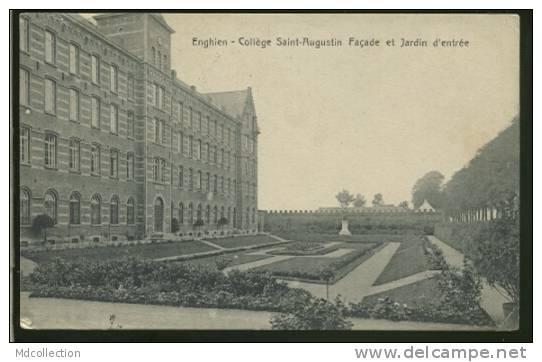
189 107 194 128
151 47 156 65
213 205 218 224
20 188 30 225
44 78 56 114
127 74 134 99
206 205 210 224
110 196 119 225
154 118 164 144
205 116 209 135
188 168 193 191
20 68 29 106
178 166 184 188
69 89 79 122
126 153 134 180
158 50 162 70
110 150 118 178
44 191 57 224
44 30 55 64
163 55 167 70
197 112 202 132
69 43 79 75
188 136 193 158
196 139 201 160
197 170 202 190
20 127 30 164
110 64 117 93
69 192 80 225
155 85 164 109
188 203 193 224
177 132 182 153
91 97 100 128
126 198 135 225
91 194 101 225
153 157 165 182
69 139 80 171
110 104 118 134
178 102 184 123
44 133 56 168
20 17 29 52
91 55 100 84
127 112 135 138
213 175 218 193
90 144 100 174
206 172 210 192
178 203 184 224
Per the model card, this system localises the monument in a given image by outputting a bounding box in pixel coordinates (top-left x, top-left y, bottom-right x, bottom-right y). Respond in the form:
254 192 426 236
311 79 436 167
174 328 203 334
339 218 352 236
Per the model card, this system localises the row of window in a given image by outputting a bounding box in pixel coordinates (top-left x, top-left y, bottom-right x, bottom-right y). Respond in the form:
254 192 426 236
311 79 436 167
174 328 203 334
169 201 256 226
20 128 135 179
19 17 132 97
19 188 136 226
150 46 168 73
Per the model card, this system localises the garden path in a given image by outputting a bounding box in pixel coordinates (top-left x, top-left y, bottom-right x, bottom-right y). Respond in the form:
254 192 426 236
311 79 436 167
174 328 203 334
365 270 441 296
19 292 493 330
223 255 294 272
200 239 226 250
426 235 508 322
284 242 401 303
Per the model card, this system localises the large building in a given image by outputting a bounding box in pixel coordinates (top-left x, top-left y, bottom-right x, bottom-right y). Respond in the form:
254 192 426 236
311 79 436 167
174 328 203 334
18 13 259 244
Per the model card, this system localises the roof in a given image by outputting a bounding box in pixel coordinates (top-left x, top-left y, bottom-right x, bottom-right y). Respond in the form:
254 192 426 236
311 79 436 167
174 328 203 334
417 200 435 210
93 13 175 33
204 89 251 119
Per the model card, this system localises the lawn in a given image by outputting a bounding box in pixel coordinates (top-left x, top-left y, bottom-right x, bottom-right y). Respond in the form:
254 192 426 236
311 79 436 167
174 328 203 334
22 240 217 264
274 232 403 243
208 235 281 249
181 252 272 268
254 243 383 283
363 277 441 308
372 236 429 286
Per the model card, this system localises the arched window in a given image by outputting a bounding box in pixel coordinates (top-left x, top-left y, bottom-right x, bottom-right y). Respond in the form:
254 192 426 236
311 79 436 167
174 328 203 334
197 203 202 221
233 207 237 228
151 47 156 65
220 206 225 218
110 196 119 225
44 190 57 224
188 203 194 225
69 192 81 224
154 197 164 232
127 198 135 225
205 205 210 224
91 194 101 225
20 188 31 225
178 202 184 224
227 207 231 223
213 205 218 224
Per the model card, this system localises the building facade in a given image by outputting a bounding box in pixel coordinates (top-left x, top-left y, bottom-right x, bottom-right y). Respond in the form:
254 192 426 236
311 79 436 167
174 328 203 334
18 13 259 244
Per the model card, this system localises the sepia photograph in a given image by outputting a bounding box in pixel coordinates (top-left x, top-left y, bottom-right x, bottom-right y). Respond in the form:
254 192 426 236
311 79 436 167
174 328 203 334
10 10 531 341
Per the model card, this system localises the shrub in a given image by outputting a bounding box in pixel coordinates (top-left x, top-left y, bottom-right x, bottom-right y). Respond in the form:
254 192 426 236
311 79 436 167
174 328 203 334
171 218 180 233
271 297 353 330
31 214 55 243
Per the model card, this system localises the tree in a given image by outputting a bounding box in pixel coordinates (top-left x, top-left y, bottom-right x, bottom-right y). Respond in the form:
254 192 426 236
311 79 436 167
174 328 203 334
412 170 445 209
31 214 55 243
335 189 354 208
398 201 409 209
193 219 204 233
352 194 366 208
270 297 352 330
217 217 229 229
171 218 180 233
372 193 384 207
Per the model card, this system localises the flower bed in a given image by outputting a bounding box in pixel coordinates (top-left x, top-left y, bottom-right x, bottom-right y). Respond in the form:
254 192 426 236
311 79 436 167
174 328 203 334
268 241 340 256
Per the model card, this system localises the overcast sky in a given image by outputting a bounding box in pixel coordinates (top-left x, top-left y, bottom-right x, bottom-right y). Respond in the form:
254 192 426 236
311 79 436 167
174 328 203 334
161 14 519 210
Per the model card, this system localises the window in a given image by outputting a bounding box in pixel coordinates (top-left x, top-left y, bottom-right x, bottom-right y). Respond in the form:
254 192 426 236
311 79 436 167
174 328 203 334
20 17 29 52
163 55 167 70
197 112 202 132
213 146 217 164
213 205 218 224
154 118 164 144
188 203 194 224
127 198 135 225
127 112 135 138
158 50 162 70
155 85 164 109
110 104 118 134
44 78 56 114
44 191 57 224
206 205 210 224
110 64 117 93
44 133 56 168
206 143 211 163
196 139 201 160
91 194 101 225
177 132 182 153
197 170 202 190
178 166 184 188
20 68 29 106
188 168 193 191
189 107 194 128
69 139 80 171
220 149 224 167
110 150 118 178
220 176 224 194
153 157 165 182
151 47 156 65
188 136 193 157
91 55 100 84
90 144 100 174
20 127 30 164
204 116 209 135
206 172 210 192
69 89 79 122
20 188 30 225
213 175 217 193
69 43 79 75
227 178 231 195
91 97 100 128
110 196 119 225
178 102 184 123
44 30 55 64
178 203 184 224
126 153 134 180
127 74 134 99
69 192 80 225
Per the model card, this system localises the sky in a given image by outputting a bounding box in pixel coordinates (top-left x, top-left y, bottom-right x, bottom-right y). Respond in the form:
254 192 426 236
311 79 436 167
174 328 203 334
161 14 519 210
